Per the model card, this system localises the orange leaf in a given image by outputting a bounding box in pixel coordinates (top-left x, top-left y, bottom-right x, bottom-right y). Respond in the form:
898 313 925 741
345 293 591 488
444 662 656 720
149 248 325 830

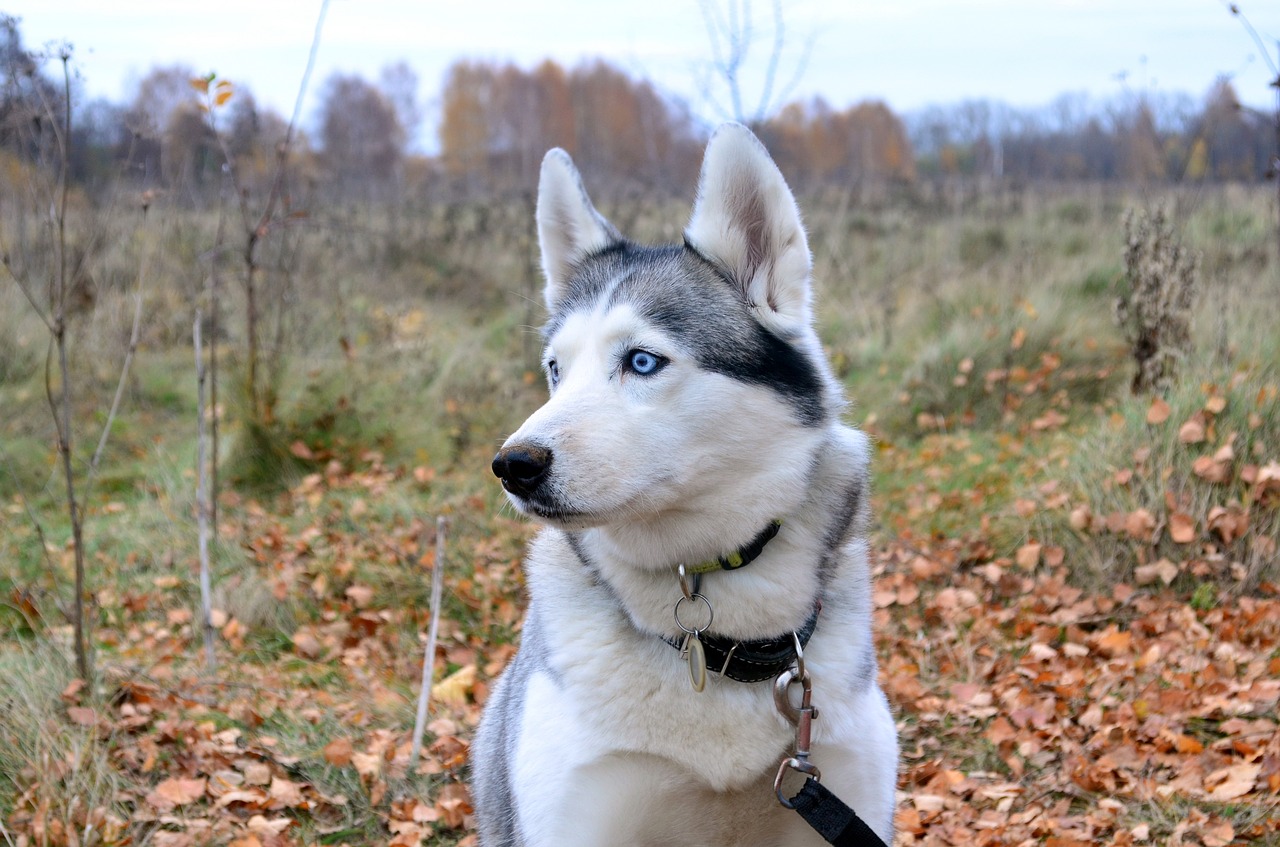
323 737 354 767
66 706 97 726
1178 416 1206 444
268 777 305 808
345 584 374 608
190 77 210 94
215 88 234 106
434 783 473 829
1095 627 1132 657
1124 508 1155 540
1015 542 1042 570
1192 455 1230 484
1169 512 1195 544
1205 763 1260 800
147 777 207 811
292 629 322 659
1134 558 1178 586
1146 396 1171 424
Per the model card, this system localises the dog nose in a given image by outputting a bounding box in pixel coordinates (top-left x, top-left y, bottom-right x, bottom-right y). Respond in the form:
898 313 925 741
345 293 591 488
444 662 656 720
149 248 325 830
492 444 553 497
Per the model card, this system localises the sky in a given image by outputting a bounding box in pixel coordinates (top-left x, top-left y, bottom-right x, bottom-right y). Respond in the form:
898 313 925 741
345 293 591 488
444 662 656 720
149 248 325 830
9 0 1280 149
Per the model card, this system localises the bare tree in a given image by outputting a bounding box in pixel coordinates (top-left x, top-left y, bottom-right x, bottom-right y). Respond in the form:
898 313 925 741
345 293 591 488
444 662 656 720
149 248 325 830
695 0 814 126
0 42 149 681
379 60 423 147
317 72 406 197
200 0 332 427
1225 3 1280 262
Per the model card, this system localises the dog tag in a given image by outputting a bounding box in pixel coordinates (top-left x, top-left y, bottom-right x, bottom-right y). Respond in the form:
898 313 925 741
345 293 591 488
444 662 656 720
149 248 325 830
687 632 707 692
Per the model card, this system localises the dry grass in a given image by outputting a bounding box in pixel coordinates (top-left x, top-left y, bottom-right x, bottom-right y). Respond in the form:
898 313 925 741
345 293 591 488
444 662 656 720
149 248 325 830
1 179 1277 844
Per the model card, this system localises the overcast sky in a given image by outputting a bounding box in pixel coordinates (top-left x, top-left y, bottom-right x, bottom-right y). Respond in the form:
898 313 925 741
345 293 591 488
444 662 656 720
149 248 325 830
9 0 1280 148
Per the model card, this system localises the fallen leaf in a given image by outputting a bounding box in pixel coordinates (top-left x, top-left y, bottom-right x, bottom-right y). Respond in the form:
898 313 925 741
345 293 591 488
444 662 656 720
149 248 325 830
352 752 382 779
268 776 306 808
1169 512 1196 544
912 794 946 813
1125 508 1156 540
66 706 97 726
1146 397 1171 425
1192 455 1231 484
292 629 322 659
242 762 271 786
1015 542 1042 570
1204 763 1259 800
432 664 477 709
1178 416 1206 444
1135 559 1179 586
345 584 375 608
146 777 207 811
323 737 354 767
246 815 293 836
435 782 473 829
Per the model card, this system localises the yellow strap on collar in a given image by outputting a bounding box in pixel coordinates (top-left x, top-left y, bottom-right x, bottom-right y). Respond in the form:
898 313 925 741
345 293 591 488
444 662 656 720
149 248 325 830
683 520 783 576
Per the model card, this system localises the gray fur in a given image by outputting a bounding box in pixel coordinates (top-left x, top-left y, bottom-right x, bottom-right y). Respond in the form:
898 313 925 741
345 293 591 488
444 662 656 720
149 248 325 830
472 124 897 847
544 243 834 426
472 606 550 845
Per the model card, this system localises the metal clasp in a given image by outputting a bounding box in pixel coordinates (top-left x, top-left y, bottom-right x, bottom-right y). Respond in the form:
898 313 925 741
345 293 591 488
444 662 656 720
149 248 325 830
773 644 821 808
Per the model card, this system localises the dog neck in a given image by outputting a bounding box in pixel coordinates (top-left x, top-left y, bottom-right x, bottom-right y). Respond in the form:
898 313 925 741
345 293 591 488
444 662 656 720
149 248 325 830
566 425 869 643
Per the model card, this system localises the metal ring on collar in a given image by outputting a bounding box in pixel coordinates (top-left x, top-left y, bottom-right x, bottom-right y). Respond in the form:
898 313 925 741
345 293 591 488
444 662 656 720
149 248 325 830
673 593 713 634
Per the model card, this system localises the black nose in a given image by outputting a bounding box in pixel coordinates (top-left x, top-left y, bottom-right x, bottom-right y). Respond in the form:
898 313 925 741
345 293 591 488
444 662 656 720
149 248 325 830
492 444 553 498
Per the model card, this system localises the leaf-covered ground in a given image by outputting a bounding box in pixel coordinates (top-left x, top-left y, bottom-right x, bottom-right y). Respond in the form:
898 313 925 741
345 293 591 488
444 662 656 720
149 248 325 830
5 410 1277 846
3 187 1278 846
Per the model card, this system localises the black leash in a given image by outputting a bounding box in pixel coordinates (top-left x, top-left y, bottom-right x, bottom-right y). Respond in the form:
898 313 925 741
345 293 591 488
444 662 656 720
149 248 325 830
784 778 889 847
773 656 890 847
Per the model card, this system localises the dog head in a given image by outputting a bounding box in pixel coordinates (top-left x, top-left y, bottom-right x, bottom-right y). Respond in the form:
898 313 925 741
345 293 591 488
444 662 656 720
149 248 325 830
493 124 842 552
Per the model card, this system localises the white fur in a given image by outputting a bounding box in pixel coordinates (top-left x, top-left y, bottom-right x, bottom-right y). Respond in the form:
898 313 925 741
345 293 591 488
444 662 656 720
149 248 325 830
474 124 897 847
536 149 623 310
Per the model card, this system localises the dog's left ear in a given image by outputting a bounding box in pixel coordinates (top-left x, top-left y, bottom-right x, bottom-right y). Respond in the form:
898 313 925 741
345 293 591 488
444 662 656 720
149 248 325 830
537 149 624 311
685 123 812 336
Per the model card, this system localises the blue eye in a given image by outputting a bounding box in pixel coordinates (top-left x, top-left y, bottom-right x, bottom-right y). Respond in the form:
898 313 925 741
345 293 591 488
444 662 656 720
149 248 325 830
547 360 560 386
626 349 664 376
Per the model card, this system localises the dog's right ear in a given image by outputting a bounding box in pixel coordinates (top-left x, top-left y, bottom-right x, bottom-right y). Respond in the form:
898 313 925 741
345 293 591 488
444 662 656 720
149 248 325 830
536 149 623 311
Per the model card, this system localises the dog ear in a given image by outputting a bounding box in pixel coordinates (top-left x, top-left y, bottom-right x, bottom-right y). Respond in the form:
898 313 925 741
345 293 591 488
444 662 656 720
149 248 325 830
685 123 812 336
536 149 623 310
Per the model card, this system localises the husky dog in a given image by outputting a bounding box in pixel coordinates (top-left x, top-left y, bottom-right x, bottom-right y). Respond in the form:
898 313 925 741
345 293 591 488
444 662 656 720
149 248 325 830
473 124 897 846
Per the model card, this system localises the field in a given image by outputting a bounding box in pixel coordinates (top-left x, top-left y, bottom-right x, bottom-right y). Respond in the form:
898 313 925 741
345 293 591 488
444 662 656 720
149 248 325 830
1 179 1278 846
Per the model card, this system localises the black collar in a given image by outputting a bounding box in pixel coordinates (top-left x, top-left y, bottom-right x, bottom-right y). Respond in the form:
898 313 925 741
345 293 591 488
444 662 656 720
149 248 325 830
665 602 821 683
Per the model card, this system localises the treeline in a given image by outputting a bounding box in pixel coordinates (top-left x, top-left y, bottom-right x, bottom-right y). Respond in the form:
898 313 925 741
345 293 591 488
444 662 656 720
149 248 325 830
0 13 1274 205
908 81 1275 182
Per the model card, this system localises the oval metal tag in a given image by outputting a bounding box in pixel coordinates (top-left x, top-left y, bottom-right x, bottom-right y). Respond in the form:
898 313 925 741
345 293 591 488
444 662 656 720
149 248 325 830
688 633 707 692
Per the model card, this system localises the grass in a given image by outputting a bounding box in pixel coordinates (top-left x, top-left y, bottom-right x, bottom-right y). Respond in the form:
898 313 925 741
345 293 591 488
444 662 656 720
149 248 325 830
1034 359 1280 589
0 180 1277 844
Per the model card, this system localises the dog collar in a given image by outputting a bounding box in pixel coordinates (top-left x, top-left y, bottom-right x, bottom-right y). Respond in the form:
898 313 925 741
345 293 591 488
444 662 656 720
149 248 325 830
683 519 783 575
665 602 821 683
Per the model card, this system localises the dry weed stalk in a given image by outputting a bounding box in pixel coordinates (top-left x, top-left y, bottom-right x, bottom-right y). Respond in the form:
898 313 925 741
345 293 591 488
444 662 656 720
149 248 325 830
410 516 447 765
1115 206 1200 394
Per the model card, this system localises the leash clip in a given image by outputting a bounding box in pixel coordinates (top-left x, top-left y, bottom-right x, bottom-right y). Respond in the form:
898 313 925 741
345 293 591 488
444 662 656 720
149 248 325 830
774 646 821 808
